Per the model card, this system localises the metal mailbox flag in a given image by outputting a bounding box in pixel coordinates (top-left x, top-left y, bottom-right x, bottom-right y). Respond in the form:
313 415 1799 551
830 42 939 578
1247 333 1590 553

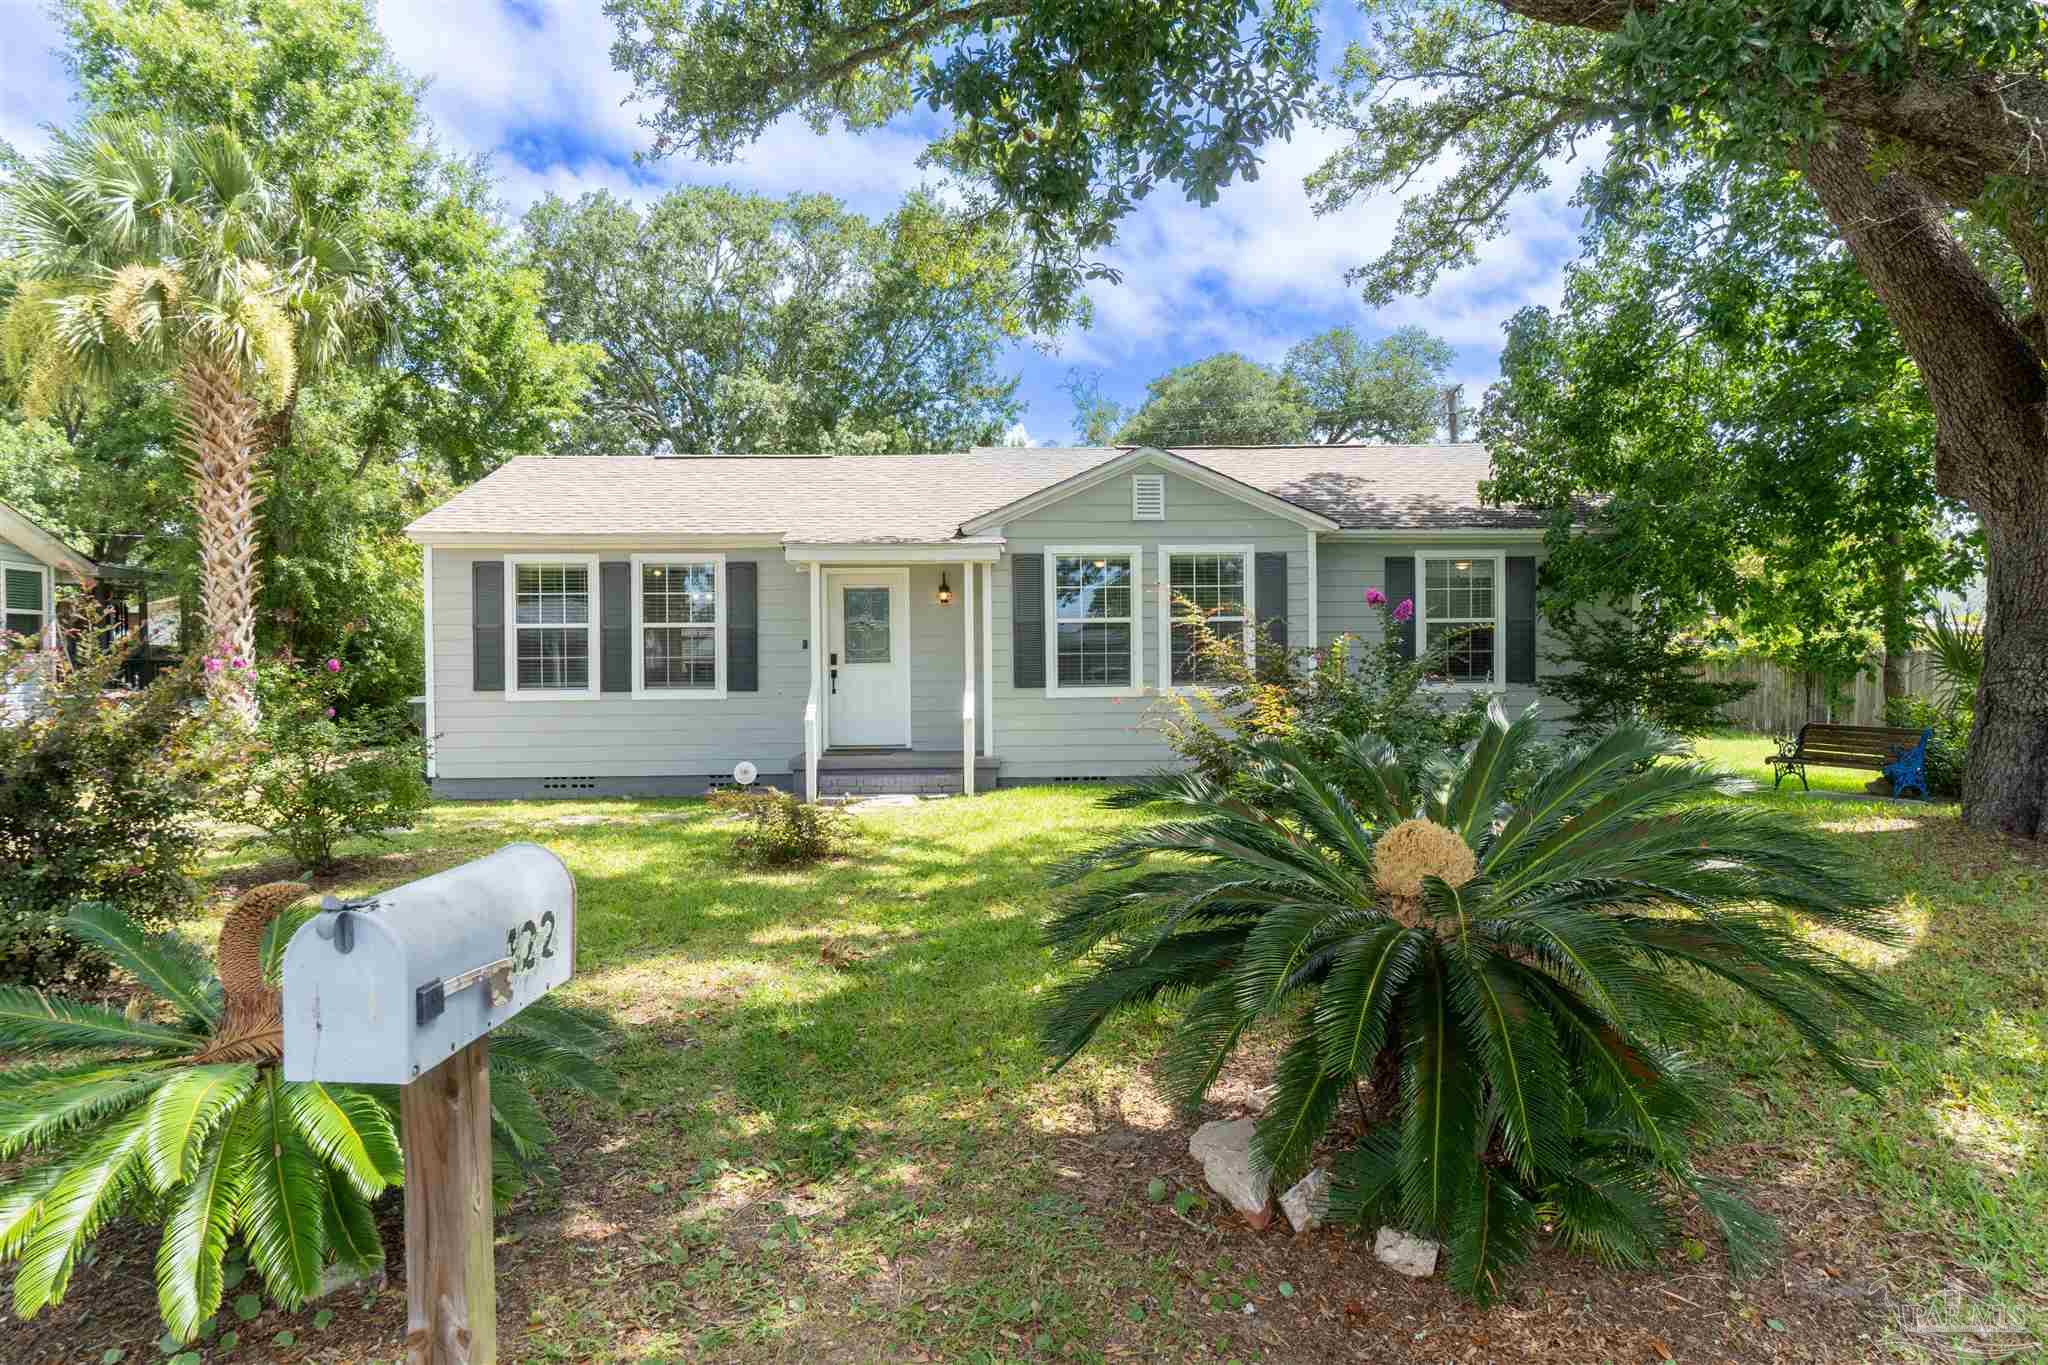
282 841 575 1085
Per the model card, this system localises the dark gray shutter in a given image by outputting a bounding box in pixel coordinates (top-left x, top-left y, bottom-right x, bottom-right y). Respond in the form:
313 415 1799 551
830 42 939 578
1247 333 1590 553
1012 553 1045 688
472 560 504 691
727 561 758 692
1385 555 1416 660
1506 556 1538 685
1255 552 1288 651
599 561 631 693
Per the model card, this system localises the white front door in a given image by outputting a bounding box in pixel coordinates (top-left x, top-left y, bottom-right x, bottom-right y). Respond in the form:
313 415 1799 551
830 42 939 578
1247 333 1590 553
826 569 910 747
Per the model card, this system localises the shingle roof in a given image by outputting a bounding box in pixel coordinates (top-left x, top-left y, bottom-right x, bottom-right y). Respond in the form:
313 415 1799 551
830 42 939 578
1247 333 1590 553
405 443 1559 543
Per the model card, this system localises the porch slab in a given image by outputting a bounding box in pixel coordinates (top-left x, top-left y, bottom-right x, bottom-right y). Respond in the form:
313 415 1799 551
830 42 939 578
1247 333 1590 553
788 749 1000 798
788 749 1000 775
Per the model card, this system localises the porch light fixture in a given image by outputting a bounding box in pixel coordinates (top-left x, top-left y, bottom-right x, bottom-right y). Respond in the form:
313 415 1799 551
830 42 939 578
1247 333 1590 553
937 572 954 606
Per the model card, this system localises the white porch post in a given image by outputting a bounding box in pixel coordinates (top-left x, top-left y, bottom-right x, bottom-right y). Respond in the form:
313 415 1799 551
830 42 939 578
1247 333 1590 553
805 563 823 803
961 559 977 795
980 561 994 760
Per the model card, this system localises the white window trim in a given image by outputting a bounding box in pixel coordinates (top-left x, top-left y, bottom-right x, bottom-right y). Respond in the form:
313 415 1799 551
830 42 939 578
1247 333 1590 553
1045 545 1144 697
503 554 600 701
2 562 52 643
1157 544 1254 693
1417 551 1507 693
630 552 727 700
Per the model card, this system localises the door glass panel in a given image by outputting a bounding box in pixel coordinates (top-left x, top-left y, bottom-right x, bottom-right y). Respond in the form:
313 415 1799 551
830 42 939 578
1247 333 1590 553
843 587 891 663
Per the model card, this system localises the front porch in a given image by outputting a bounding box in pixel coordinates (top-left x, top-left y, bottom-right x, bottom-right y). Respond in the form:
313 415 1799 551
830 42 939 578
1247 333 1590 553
791 542 1001 801
785 747 1003 796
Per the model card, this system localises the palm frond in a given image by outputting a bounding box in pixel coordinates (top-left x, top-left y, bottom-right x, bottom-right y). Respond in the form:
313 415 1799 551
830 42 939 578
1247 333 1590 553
1040 929 1244 1070
1918 607 1983 709
1447 956 1570 1183
140 1064 259 1192
153 1115 248 1343
282 1082 401 1198
0 986 204 1057
489 1070 554 1164
227 1073 324 1308
489 1029 622 1102
57 904 220 1026
1683 1171 1779 1273
318 1166 383 1275
0 1063 178 1160
1442 1168 1538 1306
1397 963 1482 1233
1313 924 1419 1079
1250 1032 1344 1183
1442 698 1541 843
11 1103 151 1315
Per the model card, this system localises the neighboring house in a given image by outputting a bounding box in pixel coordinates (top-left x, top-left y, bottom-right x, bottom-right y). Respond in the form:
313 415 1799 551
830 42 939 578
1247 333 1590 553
1 500 96 720
405 444 1573 799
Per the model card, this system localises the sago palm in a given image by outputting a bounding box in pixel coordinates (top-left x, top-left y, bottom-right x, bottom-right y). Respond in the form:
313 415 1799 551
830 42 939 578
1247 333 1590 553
0 883 615 1343
1 116 383 713
1042 703 1911 1301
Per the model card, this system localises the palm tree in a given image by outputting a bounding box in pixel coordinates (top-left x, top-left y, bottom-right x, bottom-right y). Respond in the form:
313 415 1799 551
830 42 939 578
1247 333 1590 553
1918 605 1985 712
1 117 383 713
0 884 614 1343
1042 704 1911 1301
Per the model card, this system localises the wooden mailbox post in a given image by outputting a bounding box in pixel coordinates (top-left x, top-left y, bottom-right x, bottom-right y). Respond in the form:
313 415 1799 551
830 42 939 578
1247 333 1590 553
282 842 576 1365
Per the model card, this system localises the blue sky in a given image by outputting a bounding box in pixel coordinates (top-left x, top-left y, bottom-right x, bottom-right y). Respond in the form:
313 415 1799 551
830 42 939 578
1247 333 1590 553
1 0 1590 447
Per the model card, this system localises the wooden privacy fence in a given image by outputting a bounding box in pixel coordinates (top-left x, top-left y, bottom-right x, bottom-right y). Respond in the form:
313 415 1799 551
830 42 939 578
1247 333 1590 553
1703 651 1941 733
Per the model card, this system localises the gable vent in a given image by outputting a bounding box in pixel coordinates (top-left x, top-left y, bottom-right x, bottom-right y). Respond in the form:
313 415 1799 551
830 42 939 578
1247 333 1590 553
1132 472 1166 520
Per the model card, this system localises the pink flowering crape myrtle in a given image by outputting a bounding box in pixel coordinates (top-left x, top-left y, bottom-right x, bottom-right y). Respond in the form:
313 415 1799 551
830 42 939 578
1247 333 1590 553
1365 588 1386 607
1392 598 1414 624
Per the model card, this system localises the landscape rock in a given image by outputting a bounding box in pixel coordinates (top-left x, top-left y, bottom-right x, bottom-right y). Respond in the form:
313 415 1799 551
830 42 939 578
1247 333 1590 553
1279 1167 1330 1233
1188 1119 1272 1228
1244 1083 1278 1114
1373 1226 1440 1279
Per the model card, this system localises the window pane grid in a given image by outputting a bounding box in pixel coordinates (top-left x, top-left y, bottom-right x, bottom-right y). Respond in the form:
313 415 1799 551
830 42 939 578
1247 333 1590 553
516 626 589 690
1424 557 1497 684
1168 553 1247 685
1054 554 1133 687
512 562 592 690
639 561 719 690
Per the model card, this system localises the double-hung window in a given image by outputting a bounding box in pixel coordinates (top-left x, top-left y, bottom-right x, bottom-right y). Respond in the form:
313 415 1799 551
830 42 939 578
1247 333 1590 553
1048 547 1140 693
1162 547 1251 687
3 565 48 642
1420 555 1501 688
633 554 723 698
507 557 597 698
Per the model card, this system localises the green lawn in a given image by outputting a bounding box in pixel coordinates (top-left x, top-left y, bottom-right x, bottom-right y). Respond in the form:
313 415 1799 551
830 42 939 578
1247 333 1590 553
1688 725 1948 799
26 782 2047 1362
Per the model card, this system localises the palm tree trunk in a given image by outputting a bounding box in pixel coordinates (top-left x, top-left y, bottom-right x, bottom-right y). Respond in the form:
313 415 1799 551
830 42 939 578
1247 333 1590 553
177 355 264 718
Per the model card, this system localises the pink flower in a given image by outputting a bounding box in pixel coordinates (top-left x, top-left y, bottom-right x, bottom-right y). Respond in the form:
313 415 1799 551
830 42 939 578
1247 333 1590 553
325 706 336 718
325 658 342 672
230 657 249 670
1392 598 1414 624
1365 588 1386 607
202 657 224 675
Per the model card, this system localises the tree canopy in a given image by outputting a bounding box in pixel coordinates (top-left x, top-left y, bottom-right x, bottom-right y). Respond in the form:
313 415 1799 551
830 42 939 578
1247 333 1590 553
1111 352 1312 447
1283 324 1453 442
1484 162 1978 694
615 0 2048 832
520 187 1029 455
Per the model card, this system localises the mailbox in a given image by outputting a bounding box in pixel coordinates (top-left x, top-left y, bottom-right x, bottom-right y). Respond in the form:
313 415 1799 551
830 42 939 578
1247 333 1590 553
282 842 575 1085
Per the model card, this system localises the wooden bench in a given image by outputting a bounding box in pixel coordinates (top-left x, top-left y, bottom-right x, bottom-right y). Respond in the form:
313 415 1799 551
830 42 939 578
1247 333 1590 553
1766 723 1933 798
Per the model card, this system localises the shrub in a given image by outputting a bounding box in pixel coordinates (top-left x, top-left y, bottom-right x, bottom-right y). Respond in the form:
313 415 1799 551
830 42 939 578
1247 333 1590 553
1044 704 1910 1302
211 654 431 872
1885 694 1970 798
1541 600 1754 738
0 886 618 1343
1155 593 1483 794
0 610 212 986
708 786 852 865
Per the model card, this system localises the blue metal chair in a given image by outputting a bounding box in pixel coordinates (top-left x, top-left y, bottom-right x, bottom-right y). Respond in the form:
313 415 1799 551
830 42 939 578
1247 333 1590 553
1882 727 1934 800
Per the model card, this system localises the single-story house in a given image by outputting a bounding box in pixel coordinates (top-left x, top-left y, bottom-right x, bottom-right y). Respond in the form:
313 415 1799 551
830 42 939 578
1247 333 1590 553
2 500 96 719
404 443 1573 799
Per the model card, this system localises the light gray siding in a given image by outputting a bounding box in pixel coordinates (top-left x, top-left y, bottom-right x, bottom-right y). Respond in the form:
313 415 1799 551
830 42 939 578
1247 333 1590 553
991 469 1315 782
1316 539 1562 726
432 548 807 786
430 550 983 790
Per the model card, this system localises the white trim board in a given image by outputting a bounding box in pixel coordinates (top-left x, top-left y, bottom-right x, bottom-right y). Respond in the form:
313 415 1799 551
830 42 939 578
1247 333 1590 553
630 552 728 701
1156 544 1253 693
1044 545 1144 698
502 553 601 702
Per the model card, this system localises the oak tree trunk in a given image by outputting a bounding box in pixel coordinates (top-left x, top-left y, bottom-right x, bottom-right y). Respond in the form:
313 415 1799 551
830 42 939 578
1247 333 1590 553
177 354 265 721
1800 132 2048 837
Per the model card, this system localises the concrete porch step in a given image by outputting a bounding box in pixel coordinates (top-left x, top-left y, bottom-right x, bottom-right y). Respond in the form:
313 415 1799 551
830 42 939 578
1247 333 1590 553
786 749 999 796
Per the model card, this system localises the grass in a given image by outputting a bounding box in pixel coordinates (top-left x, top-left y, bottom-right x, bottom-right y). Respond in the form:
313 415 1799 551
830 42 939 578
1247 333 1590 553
1685 725 1946 797
20 778 2048 1362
